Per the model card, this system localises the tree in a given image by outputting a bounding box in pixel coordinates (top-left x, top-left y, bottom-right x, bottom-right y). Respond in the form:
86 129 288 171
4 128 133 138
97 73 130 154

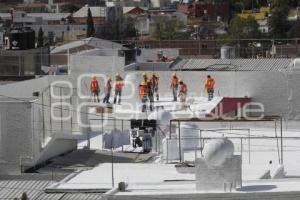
86 7 95 38
269 0 298 8
37 27 44 47
217 16 261 57
288 20 300 38
269 7 289 39
226 16 260 40
152 18 189 40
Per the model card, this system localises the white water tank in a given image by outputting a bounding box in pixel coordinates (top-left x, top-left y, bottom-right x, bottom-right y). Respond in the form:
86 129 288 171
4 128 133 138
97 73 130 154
202 138 234 167
292 58 300 71
221 45 235 59
177 124 199 150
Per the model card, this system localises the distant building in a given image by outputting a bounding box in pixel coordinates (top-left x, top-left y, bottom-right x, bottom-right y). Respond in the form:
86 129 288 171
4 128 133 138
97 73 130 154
0 47 49 77
72 5 123 24
238 7 270 33
150 0 172 8
50 37 124 66
149 9 188 34
0 11 89 41
177 1 230 22
123 6 146 15
16 3 48 13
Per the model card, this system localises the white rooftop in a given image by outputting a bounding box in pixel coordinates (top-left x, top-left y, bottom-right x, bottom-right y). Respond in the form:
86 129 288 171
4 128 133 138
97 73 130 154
51 37 123 54
73 6 107 18
48 163 300 195
27 13 71 21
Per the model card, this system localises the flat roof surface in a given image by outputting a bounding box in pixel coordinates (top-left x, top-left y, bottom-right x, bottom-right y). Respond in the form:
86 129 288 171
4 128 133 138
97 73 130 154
48 163 300 195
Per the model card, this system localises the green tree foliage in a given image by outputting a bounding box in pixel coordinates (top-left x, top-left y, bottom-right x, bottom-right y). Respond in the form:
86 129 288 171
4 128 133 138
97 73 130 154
37 27 44 47
86 8 95 38
269 7 289 39
218 16 261 57
152 18 190 40
226 16 260 40
97 17 137 40
288 20 300 38
269 0 298 8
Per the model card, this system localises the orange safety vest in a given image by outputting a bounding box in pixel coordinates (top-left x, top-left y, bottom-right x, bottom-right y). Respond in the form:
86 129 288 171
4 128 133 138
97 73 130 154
90 79 99 92
171 76 178 88
115 79 124 91
139 84 147 99
180 83 187 94
206 78 215 89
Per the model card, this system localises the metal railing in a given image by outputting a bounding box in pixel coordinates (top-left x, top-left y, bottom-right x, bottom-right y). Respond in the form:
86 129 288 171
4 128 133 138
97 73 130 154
165 136 300 165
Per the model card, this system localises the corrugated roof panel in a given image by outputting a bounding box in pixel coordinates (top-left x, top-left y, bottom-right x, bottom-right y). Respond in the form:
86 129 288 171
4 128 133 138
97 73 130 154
173 59 293 71
61 193 103 200
35 193 64 200
0 180 106 200
0 188 42 199
0 180 52 199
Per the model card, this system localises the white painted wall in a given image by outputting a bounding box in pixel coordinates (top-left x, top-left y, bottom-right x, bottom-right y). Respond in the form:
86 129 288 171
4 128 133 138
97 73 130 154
0 101 38 175
70 55 125 74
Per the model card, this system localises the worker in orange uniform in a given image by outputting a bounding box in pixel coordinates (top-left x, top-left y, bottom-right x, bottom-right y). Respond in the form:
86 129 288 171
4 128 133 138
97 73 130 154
90 76 100 102
103 76 112 104
142 72 148 82
205 75 215 101
147 79 154 111
139 81 148 112
178 80 188 104
114 73 124 105
151 72 159 101
170 72 179 101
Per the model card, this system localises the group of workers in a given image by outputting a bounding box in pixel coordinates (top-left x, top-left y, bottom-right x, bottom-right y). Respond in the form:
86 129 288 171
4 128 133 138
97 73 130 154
90 72 215 112
138 72 215 112
90 73 124 104
138 72 160 112
169 72 215 102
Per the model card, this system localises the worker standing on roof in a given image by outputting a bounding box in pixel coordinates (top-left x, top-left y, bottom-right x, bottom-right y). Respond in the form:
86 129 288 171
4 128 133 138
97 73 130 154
178 80 188 104
147 79 154 111
103 76 112 104
170 72 179 101
151 72 159 101
142 72 148 83
139 81 148 112
205 75 215 101
90 76 100 102
113 73 124 105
